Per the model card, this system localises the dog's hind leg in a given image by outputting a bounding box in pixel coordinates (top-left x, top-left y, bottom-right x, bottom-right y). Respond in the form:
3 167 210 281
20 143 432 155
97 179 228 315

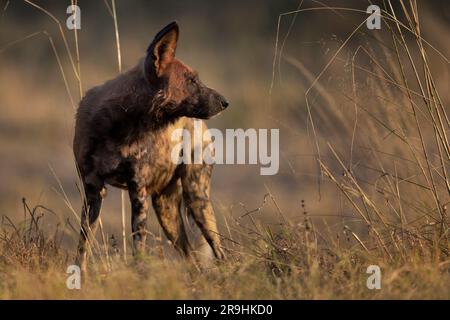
76 177 104 273
128 181 149 255
181 164 225 261
153 178 194 260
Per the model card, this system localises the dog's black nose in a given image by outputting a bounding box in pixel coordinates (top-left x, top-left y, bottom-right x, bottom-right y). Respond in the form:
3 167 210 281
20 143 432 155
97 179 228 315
221 99 229 108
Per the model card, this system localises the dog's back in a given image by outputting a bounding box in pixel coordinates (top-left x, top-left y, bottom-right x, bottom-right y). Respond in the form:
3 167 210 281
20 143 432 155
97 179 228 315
74 62 149 173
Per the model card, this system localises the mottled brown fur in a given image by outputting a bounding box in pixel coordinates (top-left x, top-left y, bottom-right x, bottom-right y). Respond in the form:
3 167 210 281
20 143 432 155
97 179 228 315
73 22 228 271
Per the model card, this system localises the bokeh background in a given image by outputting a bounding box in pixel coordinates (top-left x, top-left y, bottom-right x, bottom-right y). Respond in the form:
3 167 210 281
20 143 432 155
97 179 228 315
0 0 449 252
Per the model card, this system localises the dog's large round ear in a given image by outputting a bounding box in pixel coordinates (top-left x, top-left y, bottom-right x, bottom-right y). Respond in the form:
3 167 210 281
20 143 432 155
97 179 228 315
144 21 179 82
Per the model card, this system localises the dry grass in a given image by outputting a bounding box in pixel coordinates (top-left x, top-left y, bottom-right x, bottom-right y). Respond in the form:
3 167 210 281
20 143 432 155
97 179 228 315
0 0 449 299
0 195 448 299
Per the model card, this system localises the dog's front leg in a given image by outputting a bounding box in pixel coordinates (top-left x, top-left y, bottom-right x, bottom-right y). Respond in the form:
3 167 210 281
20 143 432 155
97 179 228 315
181 164 225 261
128 181 149 255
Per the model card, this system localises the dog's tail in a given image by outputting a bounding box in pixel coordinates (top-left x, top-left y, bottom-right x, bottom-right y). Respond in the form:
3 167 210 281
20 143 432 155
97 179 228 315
192 234 215 266
185 214 215 267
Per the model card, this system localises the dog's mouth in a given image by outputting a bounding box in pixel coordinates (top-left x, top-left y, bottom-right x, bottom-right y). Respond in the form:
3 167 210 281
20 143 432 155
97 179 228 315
207 103 229 119
208 109 224 119
195 105 228 120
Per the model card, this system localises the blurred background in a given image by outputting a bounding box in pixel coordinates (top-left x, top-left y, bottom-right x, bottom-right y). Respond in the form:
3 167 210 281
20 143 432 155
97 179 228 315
0 0 449 251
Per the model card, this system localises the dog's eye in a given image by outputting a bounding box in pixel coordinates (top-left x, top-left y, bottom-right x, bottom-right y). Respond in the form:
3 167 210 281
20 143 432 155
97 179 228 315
188 77 197 85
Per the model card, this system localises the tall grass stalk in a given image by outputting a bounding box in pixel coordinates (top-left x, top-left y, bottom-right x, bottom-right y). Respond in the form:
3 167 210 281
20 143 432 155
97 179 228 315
110 0 127 263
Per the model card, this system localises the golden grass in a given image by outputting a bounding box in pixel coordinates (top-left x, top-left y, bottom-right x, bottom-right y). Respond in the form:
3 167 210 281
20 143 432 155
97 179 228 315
0 196 448 299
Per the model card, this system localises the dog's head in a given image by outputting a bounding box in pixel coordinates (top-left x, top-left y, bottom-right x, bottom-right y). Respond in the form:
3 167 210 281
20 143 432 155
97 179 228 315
144 21 228 119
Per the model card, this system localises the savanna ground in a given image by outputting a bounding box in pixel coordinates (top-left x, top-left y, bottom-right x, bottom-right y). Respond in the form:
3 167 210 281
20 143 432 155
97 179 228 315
0 0 449 299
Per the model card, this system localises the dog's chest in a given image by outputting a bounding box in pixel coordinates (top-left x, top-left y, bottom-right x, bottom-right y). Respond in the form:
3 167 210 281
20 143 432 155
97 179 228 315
126 134 177 193
102 125 182 194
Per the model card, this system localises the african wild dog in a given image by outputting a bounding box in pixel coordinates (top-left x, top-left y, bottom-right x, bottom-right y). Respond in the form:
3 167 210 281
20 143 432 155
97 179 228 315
73 22 228 271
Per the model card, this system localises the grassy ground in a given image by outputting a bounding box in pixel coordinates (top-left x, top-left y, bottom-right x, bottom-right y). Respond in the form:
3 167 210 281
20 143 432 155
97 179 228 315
0 197 449 299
